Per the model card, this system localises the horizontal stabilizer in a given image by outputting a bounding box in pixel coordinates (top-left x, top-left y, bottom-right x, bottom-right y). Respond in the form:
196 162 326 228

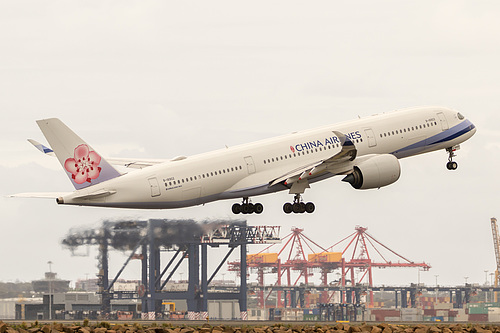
28 139 55 156
8 192 71 199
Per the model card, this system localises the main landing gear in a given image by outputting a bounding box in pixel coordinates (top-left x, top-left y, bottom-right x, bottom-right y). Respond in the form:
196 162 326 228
283 194 315 214
446 146 458 170
232 197 264 215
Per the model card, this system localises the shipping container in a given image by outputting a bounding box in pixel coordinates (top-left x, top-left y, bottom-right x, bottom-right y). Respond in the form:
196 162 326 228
488 307 500 313
424 309 437 316
468 313 489 322
436 310 449 317
401 314 422 322
401 308 422 315
468 307 489 315
370 309 400 322
303 314 319 321
435 303 454 310
308 252 342 263
247 253 278 263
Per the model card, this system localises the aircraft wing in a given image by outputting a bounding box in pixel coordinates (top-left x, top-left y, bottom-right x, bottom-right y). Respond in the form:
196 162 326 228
269 131 357 188
28 139 167 169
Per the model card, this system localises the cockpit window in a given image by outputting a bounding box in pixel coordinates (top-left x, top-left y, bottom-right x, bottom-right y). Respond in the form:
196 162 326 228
457 112 465 120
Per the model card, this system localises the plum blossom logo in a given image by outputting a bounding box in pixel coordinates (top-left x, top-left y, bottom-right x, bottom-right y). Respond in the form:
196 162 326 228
290 145 295 153
64 144 102 184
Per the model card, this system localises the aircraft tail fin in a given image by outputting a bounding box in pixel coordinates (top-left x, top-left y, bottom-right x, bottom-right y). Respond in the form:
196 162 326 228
36 118 122 190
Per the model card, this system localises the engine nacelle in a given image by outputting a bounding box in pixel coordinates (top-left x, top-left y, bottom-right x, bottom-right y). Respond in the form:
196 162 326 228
342 154 401 190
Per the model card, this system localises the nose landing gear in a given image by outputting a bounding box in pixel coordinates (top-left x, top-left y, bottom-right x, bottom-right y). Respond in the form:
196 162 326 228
232 197 264 214
446 146 459 170
283 194 315 214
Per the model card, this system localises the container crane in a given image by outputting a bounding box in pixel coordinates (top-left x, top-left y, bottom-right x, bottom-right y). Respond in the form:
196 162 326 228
491 217 500 302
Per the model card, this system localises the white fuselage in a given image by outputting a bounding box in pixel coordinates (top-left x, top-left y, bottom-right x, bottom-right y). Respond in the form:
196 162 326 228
59 106 476 209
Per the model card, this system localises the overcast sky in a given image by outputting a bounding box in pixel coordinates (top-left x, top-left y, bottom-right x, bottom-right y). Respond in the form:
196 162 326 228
1 1 500 289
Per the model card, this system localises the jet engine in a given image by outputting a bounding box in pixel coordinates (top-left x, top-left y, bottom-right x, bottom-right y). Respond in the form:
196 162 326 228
342 154 401 190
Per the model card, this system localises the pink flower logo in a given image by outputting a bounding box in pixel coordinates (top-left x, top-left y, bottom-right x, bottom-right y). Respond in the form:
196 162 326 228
290 145 295 153
64 144 102 184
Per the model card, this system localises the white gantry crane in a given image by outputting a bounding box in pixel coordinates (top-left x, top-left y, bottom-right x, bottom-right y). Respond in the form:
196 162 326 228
491 217 500 302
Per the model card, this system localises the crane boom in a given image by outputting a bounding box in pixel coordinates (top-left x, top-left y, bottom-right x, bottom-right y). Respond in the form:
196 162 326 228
491 217 500 302
491 217 500 272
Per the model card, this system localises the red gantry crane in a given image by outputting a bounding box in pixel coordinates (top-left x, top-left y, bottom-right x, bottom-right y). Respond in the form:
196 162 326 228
229 226 431 308
327 226 431 306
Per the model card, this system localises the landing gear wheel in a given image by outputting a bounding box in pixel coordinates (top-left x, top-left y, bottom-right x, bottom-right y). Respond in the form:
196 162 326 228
233 198 264 214
305 202 315 213
292 203 302 214
284 194 316 214
232 203 241 214
283 203 293 214
299 202 306 213
241 204 253 214
254 203 264 214
446 161 458 170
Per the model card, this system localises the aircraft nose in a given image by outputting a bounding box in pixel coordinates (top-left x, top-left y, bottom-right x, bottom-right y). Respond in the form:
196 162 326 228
464 119 477 137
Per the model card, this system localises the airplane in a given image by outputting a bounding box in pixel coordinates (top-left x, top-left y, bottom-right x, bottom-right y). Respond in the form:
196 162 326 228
13 106 476 214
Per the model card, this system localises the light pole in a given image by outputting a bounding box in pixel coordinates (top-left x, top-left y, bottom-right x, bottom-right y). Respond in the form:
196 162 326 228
464 276 469 285
485 270 490 302
47 261 53 320
434 275 439 304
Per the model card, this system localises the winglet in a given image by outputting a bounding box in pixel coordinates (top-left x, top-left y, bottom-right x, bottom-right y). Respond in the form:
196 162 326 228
331 130 357 161
28 139 55 157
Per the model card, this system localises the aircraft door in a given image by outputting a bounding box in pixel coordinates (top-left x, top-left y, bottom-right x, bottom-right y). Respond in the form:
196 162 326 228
437 112 449 131
364 128 377 147
148 177 161 197
244 156 256 174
